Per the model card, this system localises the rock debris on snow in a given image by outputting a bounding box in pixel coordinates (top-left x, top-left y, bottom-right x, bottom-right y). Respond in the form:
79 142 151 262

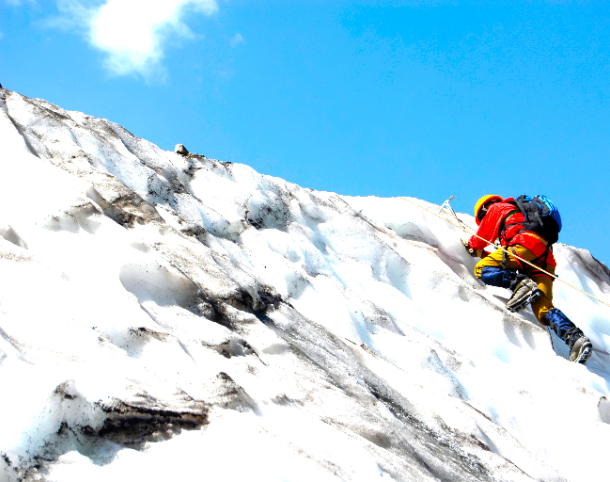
0 88 610 482
174 144 189 156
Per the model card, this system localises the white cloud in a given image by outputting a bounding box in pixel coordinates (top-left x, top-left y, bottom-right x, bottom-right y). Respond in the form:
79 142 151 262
57 0 218 78
230 33 244 48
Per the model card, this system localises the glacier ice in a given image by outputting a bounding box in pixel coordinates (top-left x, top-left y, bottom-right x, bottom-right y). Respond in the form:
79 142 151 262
1 88 610 482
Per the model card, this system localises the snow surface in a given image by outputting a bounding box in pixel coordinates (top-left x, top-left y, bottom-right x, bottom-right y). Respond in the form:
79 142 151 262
0 88 609 482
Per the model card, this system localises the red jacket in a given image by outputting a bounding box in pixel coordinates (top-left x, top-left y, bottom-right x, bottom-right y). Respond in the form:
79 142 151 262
468 201 557 266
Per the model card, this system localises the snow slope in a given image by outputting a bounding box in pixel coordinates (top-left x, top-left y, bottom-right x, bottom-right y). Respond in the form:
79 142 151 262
0 88 609 482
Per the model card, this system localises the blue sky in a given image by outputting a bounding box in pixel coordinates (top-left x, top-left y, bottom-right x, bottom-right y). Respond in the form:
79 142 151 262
1 0 609 263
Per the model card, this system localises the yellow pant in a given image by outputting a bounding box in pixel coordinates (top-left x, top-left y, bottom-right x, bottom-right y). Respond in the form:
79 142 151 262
474 245 555 324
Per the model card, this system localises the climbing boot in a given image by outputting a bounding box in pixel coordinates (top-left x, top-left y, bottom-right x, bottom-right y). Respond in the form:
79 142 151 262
506 276 542 312
566 331 593 364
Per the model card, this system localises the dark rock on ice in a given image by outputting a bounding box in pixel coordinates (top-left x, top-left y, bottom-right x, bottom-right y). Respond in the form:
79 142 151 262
175 144 189 156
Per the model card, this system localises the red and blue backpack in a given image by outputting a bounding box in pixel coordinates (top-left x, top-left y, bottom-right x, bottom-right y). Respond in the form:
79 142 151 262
504 195 562 245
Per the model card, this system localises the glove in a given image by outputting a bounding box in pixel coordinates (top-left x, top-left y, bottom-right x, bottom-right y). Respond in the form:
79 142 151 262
462 240 481 258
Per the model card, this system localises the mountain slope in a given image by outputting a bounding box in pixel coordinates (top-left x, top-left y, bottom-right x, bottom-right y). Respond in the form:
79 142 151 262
0 88 609 482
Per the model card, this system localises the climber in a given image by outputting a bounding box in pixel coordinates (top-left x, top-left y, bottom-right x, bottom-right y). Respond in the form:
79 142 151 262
464 195 593 364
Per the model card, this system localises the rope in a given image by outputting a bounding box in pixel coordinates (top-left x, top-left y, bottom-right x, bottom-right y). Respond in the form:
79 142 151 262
399 196 610 310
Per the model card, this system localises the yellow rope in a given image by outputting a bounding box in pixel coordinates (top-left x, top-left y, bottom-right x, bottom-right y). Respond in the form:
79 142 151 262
399 196 610 309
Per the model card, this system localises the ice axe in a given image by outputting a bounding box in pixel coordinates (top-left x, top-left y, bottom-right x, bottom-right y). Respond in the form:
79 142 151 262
438 196 468 230
439 196 500 250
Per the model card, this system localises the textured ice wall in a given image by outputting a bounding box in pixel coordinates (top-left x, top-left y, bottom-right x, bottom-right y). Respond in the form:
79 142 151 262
0 88 609 482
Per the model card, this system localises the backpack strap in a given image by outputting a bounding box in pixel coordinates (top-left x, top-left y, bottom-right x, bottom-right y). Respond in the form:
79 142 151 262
498 209 521 246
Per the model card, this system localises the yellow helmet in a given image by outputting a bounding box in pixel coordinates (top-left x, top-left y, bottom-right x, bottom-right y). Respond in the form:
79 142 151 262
474 195 503 225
